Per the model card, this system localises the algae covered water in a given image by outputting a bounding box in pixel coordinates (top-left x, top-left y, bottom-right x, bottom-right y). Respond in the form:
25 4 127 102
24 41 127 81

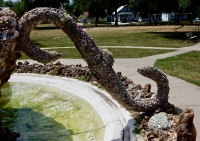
0 82 105 141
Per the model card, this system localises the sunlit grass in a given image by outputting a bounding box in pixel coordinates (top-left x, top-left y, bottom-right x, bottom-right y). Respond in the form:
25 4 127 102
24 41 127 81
30 25 198 48
154 51 200 86
19 48 175 59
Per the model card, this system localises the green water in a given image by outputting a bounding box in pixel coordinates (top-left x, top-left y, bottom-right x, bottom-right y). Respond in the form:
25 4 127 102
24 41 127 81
0 82 105 141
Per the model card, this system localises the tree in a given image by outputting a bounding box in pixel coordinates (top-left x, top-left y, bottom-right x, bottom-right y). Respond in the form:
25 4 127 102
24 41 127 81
105 0 129 26
0 0 4 6
70 0 85 17
3 0 14 7
88 0 105 26
11 1 25 18
20 0 70 12
71 0 130 26
70 0 106 26
129 0 149 19
179 0 200 17
179 0 191 11
129 0 179 22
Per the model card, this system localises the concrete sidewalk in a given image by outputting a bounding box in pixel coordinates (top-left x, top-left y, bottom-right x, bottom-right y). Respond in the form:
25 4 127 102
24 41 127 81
20 42 200 140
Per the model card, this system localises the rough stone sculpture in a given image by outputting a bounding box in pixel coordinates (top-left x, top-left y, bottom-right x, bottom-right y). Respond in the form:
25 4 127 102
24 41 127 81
176 108 197 141
0 8 197 141
0 8 20 90
0 7 170 112
145 108 196 141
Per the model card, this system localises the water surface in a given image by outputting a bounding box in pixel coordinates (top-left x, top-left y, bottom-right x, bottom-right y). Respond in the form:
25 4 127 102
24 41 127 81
0 82 105 141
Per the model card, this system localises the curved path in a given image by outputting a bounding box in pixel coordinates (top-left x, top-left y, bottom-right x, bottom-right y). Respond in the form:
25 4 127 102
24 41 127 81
19 42 200 140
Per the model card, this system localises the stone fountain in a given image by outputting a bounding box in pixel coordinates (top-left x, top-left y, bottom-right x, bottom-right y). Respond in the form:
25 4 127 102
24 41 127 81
0 7 196 141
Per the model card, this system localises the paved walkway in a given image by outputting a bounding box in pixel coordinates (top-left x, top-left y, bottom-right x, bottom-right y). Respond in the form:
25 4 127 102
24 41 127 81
20 43 200 140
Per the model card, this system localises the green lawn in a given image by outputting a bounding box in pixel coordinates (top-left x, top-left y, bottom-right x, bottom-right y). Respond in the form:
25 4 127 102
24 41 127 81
30 25 198 48
19 48 175 59
154 51 200 87
27 25 200 87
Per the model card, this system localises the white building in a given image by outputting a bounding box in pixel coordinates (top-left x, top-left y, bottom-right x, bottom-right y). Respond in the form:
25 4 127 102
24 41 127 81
162 13 189 21
112 5 139 22
162 13 172 21
0 7 10 10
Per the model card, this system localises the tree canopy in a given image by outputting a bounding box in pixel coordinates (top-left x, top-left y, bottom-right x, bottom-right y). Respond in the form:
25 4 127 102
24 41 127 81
0 0 14 7
70 0 106 26
20 0 70 12
88 0 105 26
129 0 179 16
0 0 199 25
129 0 199 19
179 0 200 17
105 0 129 25
0 0 4 6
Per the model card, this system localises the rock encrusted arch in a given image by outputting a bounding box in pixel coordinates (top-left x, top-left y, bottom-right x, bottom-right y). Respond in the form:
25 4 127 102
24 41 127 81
0 8 20 90
0 7 170 112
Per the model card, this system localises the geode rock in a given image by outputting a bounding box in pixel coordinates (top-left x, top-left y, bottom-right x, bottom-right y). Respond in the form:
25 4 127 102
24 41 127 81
145 108 196 141
148 112 172 130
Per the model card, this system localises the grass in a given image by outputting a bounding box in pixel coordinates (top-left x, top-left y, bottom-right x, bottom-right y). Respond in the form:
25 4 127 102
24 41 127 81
154 51 200 87
31 29 74 47
19 48 175 60
84 27 194 47
134 117 143 124
132 128 141 134
77 76 87 81
96 83 105 90
26 25 200 88
132 117 143 134
30 25 199 48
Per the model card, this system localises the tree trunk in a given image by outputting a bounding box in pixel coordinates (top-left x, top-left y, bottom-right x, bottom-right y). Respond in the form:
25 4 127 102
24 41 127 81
95 15 99 27
114 9 118 26
155 15 158 24
177 14 180 24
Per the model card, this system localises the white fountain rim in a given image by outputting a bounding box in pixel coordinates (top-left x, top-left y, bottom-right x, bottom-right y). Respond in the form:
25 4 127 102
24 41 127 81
9 73 136 141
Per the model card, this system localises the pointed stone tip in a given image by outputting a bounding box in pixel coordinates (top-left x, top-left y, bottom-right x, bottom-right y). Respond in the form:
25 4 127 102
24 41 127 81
36 51 62 65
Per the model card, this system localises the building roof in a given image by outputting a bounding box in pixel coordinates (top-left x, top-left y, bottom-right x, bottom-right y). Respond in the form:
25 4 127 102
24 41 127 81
112 5 127 14
78 14 84 19
0 7 10 10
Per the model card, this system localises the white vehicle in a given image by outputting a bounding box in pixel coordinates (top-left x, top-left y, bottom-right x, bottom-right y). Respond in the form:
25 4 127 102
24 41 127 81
195 17 200 22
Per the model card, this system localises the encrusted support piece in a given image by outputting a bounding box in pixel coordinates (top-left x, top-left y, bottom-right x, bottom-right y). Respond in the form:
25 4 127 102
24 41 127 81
0 8 20 90
0 7 170 112
137 66 170 106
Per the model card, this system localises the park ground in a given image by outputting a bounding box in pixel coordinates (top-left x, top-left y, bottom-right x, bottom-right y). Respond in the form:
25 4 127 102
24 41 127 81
19 25 200 87
19 25 200 140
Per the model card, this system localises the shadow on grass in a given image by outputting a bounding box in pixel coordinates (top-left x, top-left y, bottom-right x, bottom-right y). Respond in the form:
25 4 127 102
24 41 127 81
31 40 47 47
34 26 57 30
146 32 187 40
146 31 200 41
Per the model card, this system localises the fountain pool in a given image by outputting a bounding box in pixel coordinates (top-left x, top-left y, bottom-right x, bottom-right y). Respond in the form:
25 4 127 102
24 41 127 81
1 73 135 141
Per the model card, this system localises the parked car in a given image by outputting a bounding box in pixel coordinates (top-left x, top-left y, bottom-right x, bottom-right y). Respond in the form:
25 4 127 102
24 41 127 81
81 18 87 23
195 18 200 22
